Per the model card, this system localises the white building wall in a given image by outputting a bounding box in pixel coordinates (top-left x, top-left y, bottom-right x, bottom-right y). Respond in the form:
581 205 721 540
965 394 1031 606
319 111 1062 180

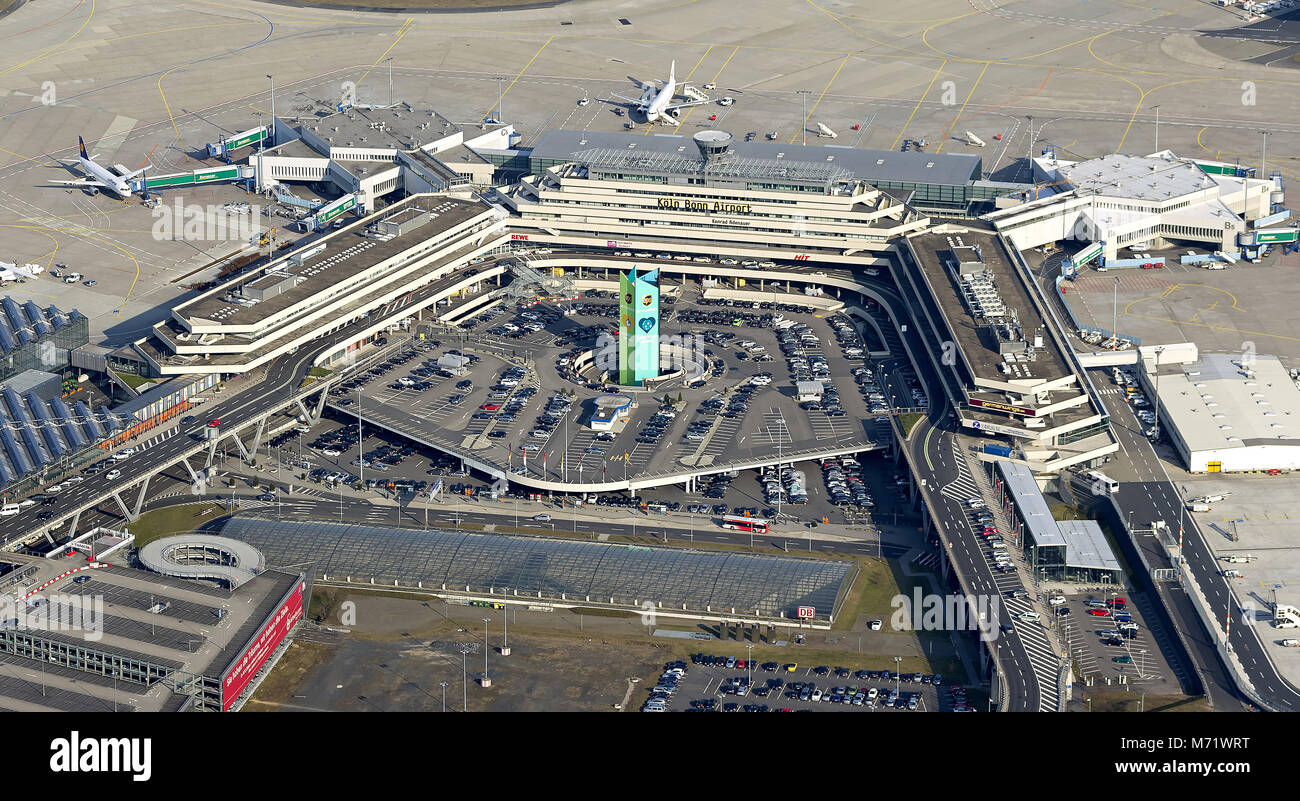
1189 445 1300 473
258 156 330 184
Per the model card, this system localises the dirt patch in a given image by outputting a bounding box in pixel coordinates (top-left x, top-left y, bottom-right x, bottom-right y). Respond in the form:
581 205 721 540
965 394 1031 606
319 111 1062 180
245 640 334 711
1072 688 1212 713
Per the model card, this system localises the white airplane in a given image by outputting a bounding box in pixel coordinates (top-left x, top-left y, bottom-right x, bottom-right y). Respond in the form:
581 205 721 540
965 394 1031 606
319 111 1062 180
0 261 42 283
612 61 711 123
51 137 147 197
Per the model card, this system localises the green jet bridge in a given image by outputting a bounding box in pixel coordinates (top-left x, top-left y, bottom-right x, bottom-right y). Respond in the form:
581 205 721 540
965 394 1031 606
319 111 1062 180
133 164 253 192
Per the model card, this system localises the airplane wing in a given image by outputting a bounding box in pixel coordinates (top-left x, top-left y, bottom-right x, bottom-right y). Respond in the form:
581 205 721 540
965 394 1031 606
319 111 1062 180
662 98 713 111
609 92 645 105
51 178 110 189
120 165 148 180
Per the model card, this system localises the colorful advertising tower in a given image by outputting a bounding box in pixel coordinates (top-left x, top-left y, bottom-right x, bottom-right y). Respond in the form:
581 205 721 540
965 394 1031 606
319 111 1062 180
618 267 661 385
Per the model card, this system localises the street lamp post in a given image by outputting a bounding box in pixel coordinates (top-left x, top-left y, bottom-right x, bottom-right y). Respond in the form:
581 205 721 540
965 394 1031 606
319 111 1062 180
266 75 275 146
440 681 449 712
1153 346 1164 438
894 656 902 698
501 597 511 656
1153 105 1160 152
797 90 811 146
1261 130 1269 184
746 643 753 688
462 648 469 711
1112 276 1119 349
357 386 363 486
481 618 493 687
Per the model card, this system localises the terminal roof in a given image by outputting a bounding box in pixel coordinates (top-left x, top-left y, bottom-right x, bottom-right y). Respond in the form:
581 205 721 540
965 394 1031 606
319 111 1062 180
1155 353 1300 452
528 129 981 187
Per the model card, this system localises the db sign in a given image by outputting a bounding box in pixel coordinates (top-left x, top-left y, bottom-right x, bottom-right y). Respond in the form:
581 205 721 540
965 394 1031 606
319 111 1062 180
797 606 815 619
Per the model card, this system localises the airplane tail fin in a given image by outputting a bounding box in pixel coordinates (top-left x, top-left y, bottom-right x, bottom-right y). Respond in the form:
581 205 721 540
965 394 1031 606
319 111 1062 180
78 136 88 161
669 60 676 85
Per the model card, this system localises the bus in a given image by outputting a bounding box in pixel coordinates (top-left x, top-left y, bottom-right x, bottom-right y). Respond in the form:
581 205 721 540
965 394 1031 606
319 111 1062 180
1084 471 1120 494
470 601 506 609
721 515 769 534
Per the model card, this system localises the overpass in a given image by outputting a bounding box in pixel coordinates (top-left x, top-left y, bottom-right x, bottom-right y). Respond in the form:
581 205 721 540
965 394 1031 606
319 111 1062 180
1 298 448 551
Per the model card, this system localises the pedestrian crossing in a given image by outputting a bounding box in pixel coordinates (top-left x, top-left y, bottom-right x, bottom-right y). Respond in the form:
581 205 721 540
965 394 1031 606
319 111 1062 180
911 551 939 571
939 439 979 502
954 443 1062 711
1002 597 1063 711
134 426 180 453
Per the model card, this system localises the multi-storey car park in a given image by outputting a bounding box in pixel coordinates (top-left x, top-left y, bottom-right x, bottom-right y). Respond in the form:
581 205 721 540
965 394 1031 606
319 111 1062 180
0 540 308 713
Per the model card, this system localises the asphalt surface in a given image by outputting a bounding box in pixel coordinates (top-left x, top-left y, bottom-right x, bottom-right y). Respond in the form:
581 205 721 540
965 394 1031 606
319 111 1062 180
1100 387 1300 711
853 279 1056 712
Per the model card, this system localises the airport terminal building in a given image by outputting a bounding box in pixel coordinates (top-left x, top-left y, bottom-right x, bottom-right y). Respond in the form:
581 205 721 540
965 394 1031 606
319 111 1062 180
254 105 517 212
986 151 1279 262
496 130 934 265
135 195 510 376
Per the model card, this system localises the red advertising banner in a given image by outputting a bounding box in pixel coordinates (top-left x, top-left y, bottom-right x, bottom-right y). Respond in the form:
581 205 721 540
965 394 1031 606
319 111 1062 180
968 398 1038 417
221 582 305 711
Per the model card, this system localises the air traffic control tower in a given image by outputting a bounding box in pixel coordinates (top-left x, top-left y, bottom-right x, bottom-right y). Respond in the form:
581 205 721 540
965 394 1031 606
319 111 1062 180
618 266 661 386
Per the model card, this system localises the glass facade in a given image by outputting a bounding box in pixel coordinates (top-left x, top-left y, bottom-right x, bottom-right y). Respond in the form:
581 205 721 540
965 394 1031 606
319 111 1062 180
218 516 856 621
0 315 88 384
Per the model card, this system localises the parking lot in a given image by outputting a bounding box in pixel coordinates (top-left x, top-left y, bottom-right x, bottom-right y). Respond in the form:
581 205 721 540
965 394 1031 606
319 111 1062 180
334 290 918 501
1049 590 1179 689
264 287 932 536
640 654 970 712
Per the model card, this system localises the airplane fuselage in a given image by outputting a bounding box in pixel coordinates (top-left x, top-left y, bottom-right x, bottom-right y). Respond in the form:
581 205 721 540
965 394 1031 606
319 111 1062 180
643 76 678 122
79 155 132 196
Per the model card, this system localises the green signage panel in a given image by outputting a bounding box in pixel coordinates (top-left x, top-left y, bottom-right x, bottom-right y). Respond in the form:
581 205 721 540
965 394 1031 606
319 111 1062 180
1257 229 1297 243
